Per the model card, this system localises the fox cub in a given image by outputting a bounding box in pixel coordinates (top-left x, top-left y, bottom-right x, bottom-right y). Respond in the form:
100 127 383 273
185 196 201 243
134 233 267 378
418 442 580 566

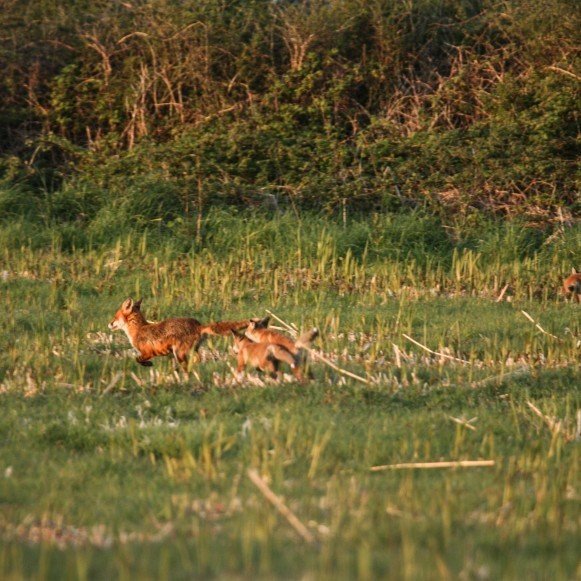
232 322 319 381
563 268 581 303
244 317 318 365
108 297 258 368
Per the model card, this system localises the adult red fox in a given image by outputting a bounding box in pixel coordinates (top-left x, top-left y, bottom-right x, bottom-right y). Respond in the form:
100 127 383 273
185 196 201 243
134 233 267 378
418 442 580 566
232 325 319 381
108 297 261 369
563 268 581 303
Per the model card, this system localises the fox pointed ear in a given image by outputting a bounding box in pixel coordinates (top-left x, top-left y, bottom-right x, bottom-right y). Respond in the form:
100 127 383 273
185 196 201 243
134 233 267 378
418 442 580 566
133 298 143 310
572 268 578 274
253 315 270 329
122 298 134 312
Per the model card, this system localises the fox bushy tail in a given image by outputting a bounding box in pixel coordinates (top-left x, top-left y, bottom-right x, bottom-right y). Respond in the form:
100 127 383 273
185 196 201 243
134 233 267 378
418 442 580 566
293 327 319 367
296 328 319 349
202 320 251 336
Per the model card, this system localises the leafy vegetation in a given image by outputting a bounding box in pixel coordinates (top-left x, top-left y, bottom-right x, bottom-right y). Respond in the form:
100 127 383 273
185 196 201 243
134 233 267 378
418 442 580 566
1 0 579 222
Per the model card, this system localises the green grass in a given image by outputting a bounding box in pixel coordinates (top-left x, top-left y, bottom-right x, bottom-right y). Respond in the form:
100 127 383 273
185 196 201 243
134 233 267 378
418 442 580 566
0 212 579 579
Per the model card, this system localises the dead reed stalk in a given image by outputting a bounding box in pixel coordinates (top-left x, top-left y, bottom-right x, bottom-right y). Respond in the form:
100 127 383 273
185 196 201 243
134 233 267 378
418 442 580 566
526 400 575 443
447 416 477 431
402 334 471 364
247 469 315 544
520 311 561 342
370 460 495 471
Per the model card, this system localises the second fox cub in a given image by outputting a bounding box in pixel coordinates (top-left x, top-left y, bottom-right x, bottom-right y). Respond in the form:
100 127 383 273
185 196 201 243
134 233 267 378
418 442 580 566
563 268 581 303
244 317 318 365
108 297 258 368
232 324 319 381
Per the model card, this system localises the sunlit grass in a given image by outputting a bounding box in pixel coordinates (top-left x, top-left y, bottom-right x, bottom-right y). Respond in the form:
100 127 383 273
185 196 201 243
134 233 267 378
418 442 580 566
0 212 579 579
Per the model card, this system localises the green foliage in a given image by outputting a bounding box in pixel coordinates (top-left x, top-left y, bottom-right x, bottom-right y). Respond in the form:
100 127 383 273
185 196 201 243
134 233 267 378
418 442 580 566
0 0 577 221
0 184 41 220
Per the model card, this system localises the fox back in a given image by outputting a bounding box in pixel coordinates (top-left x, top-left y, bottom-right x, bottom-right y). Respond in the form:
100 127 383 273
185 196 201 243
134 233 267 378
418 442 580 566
245 321 319 356
246 326 297 354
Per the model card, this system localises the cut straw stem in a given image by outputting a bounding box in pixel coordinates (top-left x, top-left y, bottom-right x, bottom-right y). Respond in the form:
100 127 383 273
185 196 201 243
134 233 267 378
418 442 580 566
526 400 574 442
447 415 477 431
308 349 370 384
247 469 315 544
496 283 509 302
402 334 470 364
370 460 495 471
520 311 561 341
471 366 529 387
265 310 298 335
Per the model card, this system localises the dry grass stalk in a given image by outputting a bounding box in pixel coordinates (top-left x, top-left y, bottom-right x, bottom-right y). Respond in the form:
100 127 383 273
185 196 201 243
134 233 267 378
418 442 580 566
309 349 371 385
265 310 370 385
101 372 123 396
526 400 575 443
447 415 477 431
520 311 561 342
265 310 299 335
496 283 509 302
392 343 402 368
546 65 581 81
130 372 144 387
247 469 315 544
402 334 471 364
471 366 529 388
370 460 495 471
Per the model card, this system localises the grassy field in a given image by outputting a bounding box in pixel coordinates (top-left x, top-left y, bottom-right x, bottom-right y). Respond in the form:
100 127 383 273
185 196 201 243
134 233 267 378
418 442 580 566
0 212 579 579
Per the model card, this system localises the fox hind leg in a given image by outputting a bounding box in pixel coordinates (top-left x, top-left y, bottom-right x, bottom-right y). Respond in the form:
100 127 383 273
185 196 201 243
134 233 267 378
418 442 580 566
263 356 280 379
268 345 303 381
172 345 194 371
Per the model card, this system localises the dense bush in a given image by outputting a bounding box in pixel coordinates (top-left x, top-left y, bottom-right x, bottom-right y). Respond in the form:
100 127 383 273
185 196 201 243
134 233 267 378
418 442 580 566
0 0 578 226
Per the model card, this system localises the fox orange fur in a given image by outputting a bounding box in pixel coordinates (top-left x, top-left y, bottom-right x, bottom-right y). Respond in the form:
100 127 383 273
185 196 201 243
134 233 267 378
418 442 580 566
108 297 259 369
244 317 319 364
231 331 304 381
563 268 581 303
233 321 319 380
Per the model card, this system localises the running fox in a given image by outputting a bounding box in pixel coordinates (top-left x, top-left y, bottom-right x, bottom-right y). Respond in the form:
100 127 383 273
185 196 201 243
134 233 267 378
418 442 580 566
232 325 319 381
563 268 581 303
244 317 319 365
108 297 260 368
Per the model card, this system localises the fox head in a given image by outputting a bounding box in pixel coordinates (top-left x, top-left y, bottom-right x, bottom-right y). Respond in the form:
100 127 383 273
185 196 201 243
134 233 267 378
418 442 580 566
246 316 271 334
108 297 143 331
230 329 251 353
